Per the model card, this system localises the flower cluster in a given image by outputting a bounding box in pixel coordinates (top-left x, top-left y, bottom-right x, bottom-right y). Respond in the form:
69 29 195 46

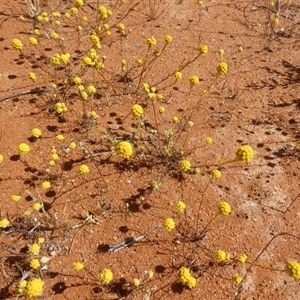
164 34 173 43
163 218 175 232
99 268 113 284
147 36 157 47
30 258 41 269
41 181 51 189
79 164 90 174
25 278 44 298
28 243 40 255
198 44 208 54
73 262 84 271
233 273 242 284
176 201 186 213
115 141 133 159
131 104 143 117
0 218 10 228
31 128 42 138
189 75 200 86
217 62 228 75
211 169 221 179
12 38 23 50
236 145 254 162
18 143 30 154
217 201 231 216
178 267 196 289
55 102 68 114
286 261 300 279
238 254 248 263
50 53 70 65
174 71 182 80
216 250 230 262
179 160 191 172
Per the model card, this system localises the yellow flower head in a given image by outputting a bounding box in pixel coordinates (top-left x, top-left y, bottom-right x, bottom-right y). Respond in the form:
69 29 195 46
25 278 44 298
75 0 84 7
198 44 208 54
189 75 200 86
30 258 40 269
132 278 140 287
69 142 77 149
73 76 82 85
147 270 154 278
216 249 230 262
28 72 36 81
217 62 228 75
33 29 40 35
33 203 42 211
11 194 21 202
38 237 45 244
147 36 157 47
70 7 78 15
118 23 126 32
51 31 59 39
16 279 27 296
236 145 254 162
99 268 113 285
233 273 242 284
206 137 213 145
28 243 40 255
174 71 182 80
55 102 68 114
172 116 179 123
41 181 51 189
131 104 143 117
79 164 89 174
164 35 173 43
29 37 38 45
51 53 61 65
31 128 42 138
238 254 248 263
211 169 221 179
12 38 23 50
159 106 165 114
18 143 30 154
115 141 133 159
178 267 196 289
56 134 64 141
90 33 101 49
0 218 10 228
60 53 70 64
98 6 108 19
0 154 3 163
286 261 300 279
163 218 175 232
87 85 96 94
73 262 84 271
176 201 186 213
179 160 191 172
217 201 231 216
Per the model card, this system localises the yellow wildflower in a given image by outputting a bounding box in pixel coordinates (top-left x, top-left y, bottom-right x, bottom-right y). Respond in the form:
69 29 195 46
25 278 44 298
79 164 89 174
131 104 143 117
115 141 133 159
163 218 175 232
236 145 254 162
0 218 10 228
30 258 40 269
99 268 113 285
31 128 41 138
28 243 40 255
179 160 191 172
12 38 23 50
73 262 84 271
217 201 231 216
